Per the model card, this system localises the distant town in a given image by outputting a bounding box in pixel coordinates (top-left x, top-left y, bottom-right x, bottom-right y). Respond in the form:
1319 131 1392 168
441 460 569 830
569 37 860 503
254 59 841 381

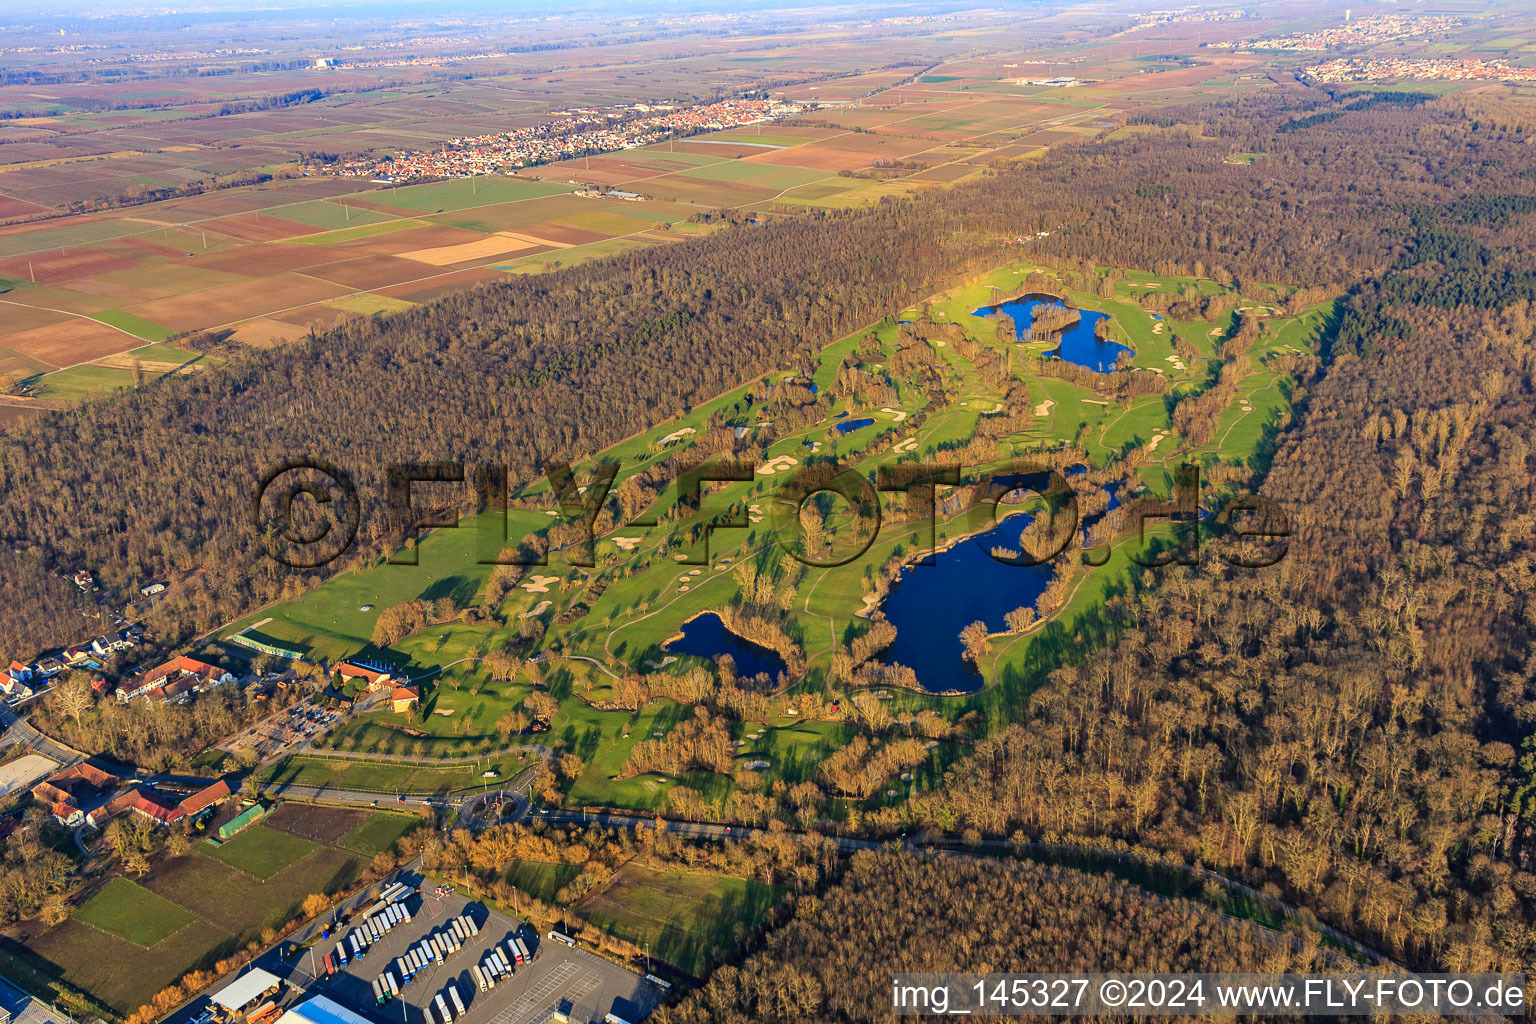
321 98 806 182
1214 14 1463 51
1304 57 1536 83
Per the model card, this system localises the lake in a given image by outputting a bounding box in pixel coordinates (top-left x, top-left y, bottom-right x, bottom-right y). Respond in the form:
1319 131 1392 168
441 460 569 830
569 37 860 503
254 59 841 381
664 612 787 679
974 293 1134 373
880 495 1056 694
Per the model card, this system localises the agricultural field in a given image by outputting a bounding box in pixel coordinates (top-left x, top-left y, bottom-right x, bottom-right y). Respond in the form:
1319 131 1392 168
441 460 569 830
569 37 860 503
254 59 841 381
0 19 1327 416
0 810 423 1015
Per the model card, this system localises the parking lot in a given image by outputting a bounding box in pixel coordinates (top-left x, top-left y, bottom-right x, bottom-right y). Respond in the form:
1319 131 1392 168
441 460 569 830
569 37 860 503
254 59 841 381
286 882 659 1024
220 693 344 761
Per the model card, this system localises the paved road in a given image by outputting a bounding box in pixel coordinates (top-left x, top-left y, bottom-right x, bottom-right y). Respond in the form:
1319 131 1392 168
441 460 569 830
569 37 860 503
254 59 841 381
0 711 86 767
257 768 538 827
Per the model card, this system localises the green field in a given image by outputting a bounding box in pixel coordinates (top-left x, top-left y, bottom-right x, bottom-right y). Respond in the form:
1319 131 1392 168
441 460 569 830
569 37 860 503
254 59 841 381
576 863 784 977
678 161 831 190
375 177 573 213
73 877 196 946
341 813 422 856
259 753 528 795
204 824 319 879
89 310 176 342
30 365 135 400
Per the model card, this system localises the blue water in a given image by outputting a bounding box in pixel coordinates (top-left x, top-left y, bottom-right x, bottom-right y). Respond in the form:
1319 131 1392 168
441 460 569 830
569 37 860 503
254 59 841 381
835 417 875 434
879 474 1129 693
974 293 1134 373
881 508 1055 694
664 612 786 679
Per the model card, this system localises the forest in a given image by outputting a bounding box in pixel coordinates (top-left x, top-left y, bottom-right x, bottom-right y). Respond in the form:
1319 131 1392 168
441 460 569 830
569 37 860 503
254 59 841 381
655 851 1347 1023
0 81 1505 660
3 75 1536 985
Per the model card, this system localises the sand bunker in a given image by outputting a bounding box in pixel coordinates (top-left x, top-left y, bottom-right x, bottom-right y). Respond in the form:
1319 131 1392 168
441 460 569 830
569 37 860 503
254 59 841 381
891 438 918 454
881 407 908 422
522 600 551 617
612 537 642 551
1082 398 1109 406
757 454 799 475
1146 435 1165 452
521 575 559 593
743 760 771 770
659 426 696 445
1033 399 1055 416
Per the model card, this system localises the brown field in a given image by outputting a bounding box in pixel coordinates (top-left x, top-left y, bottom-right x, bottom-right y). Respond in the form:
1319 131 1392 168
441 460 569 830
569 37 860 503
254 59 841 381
125 273 349 330
376 267 504 303
0 303 72 337
63 265 248 303
263 802 371 845
0 194 49 219
228 316 318 346
191 243 349 277
274 304 360 330
1090 60 1249 93
306 254 438 290
2 317 134 367
203 213 323 243
351 223 486 256
0 249 134 285
511 222 608 246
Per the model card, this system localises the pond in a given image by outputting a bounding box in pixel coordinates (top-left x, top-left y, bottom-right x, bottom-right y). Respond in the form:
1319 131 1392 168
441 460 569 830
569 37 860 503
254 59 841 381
880 478 1057 694
664 612 787 679
835 417 875 434
974 293 1134 373
879 472 1122 693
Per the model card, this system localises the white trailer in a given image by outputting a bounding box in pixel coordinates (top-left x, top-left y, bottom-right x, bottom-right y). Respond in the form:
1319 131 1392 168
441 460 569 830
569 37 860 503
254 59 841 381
473 965 488 992
451 919 466 943
434 994 452 1024
482 960 498 988
514 937 531 963
493 950 511 977
462 916 478 936
447 984 466 1020
411 949 425 971
421 941 435 963
431 936 445 960
384 973 399 998
369 979 384 1005
398 957 414 983
349 932 363 957
401 903 413 923
369 921 381 942
504 942 520 967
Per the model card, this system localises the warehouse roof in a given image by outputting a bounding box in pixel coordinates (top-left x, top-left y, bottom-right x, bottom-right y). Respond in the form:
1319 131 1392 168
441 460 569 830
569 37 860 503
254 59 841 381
209 969 281 1011
275 996 375 1024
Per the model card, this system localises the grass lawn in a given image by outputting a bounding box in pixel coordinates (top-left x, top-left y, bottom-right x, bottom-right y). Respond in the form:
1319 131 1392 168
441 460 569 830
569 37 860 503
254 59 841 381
576 862 784 977
30 365 134 400
326 293 417 316
73 877 196 946
505 859 580 903
258 753 527 796
89 310 176 342
376 177 572 213
204 824 318 879
341 813 421 856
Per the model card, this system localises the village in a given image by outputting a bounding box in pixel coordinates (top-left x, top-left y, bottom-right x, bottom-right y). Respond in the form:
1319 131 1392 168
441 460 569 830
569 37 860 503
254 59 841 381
1304 56 1536 84
322 97 805 181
